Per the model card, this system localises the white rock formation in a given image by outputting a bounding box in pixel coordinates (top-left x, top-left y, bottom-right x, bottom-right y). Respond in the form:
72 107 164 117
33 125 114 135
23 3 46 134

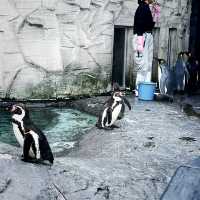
0 0 191 98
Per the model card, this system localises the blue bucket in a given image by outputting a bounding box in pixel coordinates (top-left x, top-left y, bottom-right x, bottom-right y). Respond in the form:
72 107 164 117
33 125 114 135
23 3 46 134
138 82 156 100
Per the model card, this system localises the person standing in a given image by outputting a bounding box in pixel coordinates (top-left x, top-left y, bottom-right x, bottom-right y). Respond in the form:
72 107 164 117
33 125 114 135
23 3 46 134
133 0 155 96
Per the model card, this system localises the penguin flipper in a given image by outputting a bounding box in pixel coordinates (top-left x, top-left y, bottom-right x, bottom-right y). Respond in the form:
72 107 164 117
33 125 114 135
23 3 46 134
23 133 34 161
123 97 131 110
103 99 109 106
118 104 125 120
26 124 54 164
107 107 112 124
39 135 54 164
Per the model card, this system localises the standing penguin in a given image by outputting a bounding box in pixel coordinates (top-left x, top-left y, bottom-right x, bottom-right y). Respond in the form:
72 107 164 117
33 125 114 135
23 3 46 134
96 91 131 129
112 82 131 120
118 95 131 120
175 52 190 93
158 59 175 96
7 104 54 164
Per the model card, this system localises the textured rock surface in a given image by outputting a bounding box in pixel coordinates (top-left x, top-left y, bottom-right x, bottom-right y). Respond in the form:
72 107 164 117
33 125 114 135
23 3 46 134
0 0 191 98
161 166 200 200
1 97 200 199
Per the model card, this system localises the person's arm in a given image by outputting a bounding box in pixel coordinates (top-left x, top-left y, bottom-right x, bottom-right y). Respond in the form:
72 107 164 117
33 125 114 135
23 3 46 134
145 5 155 31
134 7 145 35
134 4 155 35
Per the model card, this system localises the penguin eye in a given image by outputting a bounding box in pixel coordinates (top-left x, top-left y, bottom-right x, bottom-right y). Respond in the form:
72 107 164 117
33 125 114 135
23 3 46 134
15 107 22 115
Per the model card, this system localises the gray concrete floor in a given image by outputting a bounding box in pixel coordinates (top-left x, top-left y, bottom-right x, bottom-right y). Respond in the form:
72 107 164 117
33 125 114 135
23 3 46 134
0 96 200 200
63 96 200 199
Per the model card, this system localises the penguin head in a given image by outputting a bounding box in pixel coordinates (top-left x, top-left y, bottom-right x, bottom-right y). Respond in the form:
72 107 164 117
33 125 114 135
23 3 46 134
8 104 28 120
112 91 124 101
158 59 166 65
112 82 121 92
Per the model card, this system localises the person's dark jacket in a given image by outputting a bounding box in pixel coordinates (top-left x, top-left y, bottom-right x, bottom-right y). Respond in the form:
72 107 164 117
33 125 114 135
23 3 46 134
134 1 155 35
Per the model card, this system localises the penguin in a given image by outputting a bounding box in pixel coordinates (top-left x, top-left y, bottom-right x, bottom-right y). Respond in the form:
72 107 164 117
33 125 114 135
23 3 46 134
111 83 131 120
158 59 174 95
174 52 190 93
7 104 54 164
117 95 131 120
96 91 131 129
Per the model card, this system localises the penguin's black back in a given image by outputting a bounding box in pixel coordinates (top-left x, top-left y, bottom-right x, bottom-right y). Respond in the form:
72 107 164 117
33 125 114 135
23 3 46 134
22 113 54 164
105 96 115 107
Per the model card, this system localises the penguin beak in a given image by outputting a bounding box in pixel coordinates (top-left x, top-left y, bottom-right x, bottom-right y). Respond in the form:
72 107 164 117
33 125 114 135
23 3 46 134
6 105 16 113
10 105 16 113
118 92 125 96
6 105 11 112
121 92 125 96
114 91 125 97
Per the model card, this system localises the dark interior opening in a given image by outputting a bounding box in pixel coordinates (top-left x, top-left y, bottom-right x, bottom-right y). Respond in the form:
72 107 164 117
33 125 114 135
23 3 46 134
112 27 125 87
189 0 200 61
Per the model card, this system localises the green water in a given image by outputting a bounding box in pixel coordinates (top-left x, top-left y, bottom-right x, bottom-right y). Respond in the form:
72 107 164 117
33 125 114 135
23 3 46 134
0 107 96 152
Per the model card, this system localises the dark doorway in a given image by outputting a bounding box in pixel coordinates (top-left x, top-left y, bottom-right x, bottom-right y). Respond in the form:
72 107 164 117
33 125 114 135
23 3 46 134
189 0 200 61
112 27 125 87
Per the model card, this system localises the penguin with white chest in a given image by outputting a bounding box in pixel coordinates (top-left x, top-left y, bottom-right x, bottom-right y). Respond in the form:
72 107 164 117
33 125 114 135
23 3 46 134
8 104 54 164
96 91 131 129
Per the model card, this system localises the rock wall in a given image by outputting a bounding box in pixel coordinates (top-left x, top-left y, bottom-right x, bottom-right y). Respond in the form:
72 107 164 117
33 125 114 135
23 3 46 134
0 0 191 99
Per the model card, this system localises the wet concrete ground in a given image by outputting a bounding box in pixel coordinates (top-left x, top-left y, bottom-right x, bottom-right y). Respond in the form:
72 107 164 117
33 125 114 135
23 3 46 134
66 96 200 199
0 95 200 200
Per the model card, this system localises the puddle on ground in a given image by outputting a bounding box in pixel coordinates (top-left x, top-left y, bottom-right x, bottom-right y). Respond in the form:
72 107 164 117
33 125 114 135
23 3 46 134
0 107 97 154
179 136 197 142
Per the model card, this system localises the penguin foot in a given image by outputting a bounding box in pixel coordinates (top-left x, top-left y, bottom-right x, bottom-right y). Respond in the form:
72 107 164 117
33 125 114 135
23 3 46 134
103 126 114 130
21 156 39 163
21 158 30 162
110 125 120 129
117 116 123 120
96 123 103 129
96 124 119 130
21 157 52 165
21 158 41 164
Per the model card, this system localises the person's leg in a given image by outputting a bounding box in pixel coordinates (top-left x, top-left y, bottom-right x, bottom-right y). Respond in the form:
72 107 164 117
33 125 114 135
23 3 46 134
135 72 145 96
145 33 153 82
132 34 137 52
133 34 145 96
135 72 146 85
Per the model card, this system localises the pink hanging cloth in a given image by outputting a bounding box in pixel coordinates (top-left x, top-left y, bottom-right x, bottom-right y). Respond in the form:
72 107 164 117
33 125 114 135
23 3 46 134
150 2 161 23
136 36 145 53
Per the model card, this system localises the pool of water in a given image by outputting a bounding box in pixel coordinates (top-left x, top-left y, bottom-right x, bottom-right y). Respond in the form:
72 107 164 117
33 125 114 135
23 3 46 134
0 107 97 154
